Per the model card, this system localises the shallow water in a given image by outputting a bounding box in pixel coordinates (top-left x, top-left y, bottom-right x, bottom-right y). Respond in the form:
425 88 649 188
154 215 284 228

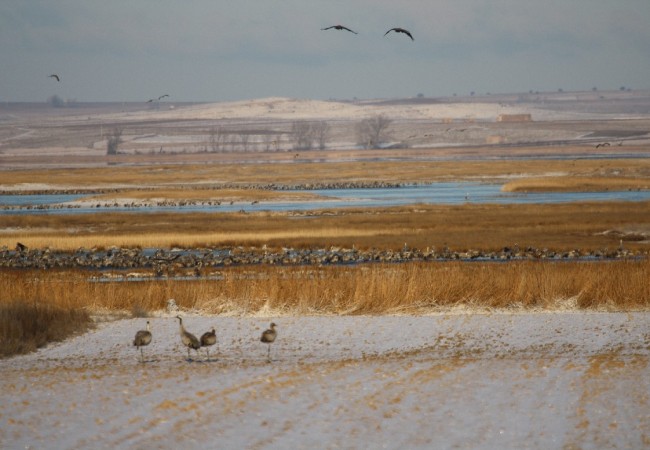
1 183 649 215
0 193 84 206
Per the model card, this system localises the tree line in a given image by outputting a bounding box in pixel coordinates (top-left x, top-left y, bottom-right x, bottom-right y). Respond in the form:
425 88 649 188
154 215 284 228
106 115 393 155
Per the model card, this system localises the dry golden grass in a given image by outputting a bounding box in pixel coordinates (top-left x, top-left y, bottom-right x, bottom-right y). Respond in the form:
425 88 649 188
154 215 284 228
0 300 92 358
503 176 650 192
2 201 649 252
3 158 650 189
1 261 648 320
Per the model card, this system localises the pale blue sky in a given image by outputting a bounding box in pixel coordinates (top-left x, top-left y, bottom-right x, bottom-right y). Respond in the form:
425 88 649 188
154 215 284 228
1 0 649 102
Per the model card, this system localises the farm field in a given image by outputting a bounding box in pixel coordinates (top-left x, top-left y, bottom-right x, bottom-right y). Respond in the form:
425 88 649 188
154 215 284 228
2 313 649 449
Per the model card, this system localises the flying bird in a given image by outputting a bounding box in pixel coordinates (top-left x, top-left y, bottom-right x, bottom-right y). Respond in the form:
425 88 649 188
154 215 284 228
48 74 60 82
321 25 358 34
384 27 414 41
158 94 169 100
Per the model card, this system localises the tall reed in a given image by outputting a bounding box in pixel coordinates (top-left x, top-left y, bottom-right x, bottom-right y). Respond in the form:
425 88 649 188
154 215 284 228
0 300 92 358
1 260 648 318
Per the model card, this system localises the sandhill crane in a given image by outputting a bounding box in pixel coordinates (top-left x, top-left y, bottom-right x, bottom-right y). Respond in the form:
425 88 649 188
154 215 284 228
200 327 217 360
48 74 60 82
260 322 278 362
384 27 414 41
176 316 200 360
321 25 358 34
158 94 169 100
133 320 152 363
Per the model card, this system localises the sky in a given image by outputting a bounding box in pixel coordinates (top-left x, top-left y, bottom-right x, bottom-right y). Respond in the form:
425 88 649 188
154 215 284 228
1 0 649 103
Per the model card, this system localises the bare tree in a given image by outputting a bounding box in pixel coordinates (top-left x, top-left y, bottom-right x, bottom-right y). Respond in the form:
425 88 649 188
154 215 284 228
47 95 65 108
209 126 224 152
312 121 330 150
224 133 236 152
356 115 392 149
262 133 274 152
291 121 313 151
239 132 250 152
106 128 122 155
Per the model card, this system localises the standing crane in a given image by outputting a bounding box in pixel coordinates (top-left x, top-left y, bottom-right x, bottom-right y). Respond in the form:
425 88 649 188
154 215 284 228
200 327 217 361
260 322 278 362
176 316 200 360
133 320 152 363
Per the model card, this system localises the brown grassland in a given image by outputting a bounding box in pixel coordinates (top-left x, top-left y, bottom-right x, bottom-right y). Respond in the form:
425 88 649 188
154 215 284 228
2 201 649 252
2 156 650 189
0 299 92 358
2 260 649 317
2 156 650 357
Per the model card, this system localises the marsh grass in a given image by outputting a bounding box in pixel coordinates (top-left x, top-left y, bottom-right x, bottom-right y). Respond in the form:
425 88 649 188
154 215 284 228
2 260 647 357
1 260 648 319
3 158 650 189
3 201 650 252
0 300 92 358
502 176 650 192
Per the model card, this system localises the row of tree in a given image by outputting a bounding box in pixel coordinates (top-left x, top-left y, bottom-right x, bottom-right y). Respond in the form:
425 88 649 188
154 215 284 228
107 115 394 155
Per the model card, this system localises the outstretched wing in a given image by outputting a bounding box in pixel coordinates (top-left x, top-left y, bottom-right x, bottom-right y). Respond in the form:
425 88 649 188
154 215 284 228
402 29 414 40
339 25 358 34
384 28 414 40
322 25 358 34
158 94 169 100
49 74 60 82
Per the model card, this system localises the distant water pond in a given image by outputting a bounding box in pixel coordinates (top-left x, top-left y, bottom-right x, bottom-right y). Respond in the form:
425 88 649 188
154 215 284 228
1 183 649 215
0 194 84 206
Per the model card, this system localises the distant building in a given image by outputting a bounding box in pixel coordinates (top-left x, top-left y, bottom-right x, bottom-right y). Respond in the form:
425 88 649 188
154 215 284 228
497 114 532 123
486 135 506 144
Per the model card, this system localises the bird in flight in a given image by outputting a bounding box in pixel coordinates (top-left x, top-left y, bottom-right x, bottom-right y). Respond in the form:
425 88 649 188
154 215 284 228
48 74 60 82
384 27 414 41
321 25 358 34
158 94 169 100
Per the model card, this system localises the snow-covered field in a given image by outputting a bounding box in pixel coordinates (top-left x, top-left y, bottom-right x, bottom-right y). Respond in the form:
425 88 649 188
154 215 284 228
2 312 649 449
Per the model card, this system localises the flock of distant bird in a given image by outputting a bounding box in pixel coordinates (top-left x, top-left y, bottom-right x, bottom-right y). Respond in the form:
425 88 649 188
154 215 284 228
133 317 278 364
48 73 169 103
322 24 414 40
46 24 413 93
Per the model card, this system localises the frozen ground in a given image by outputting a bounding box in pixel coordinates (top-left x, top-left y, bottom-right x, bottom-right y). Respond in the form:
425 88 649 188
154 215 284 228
1 312 649 449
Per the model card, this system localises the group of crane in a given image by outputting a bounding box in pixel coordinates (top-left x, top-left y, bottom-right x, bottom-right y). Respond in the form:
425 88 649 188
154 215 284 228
48 73 170 104
46 24 413 88
322 25 414 40
133 317 278 364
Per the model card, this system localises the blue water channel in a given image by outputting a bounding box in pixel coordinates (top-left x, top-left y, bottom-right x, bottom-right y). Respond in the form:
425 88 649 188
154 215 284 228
1 182 649 215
